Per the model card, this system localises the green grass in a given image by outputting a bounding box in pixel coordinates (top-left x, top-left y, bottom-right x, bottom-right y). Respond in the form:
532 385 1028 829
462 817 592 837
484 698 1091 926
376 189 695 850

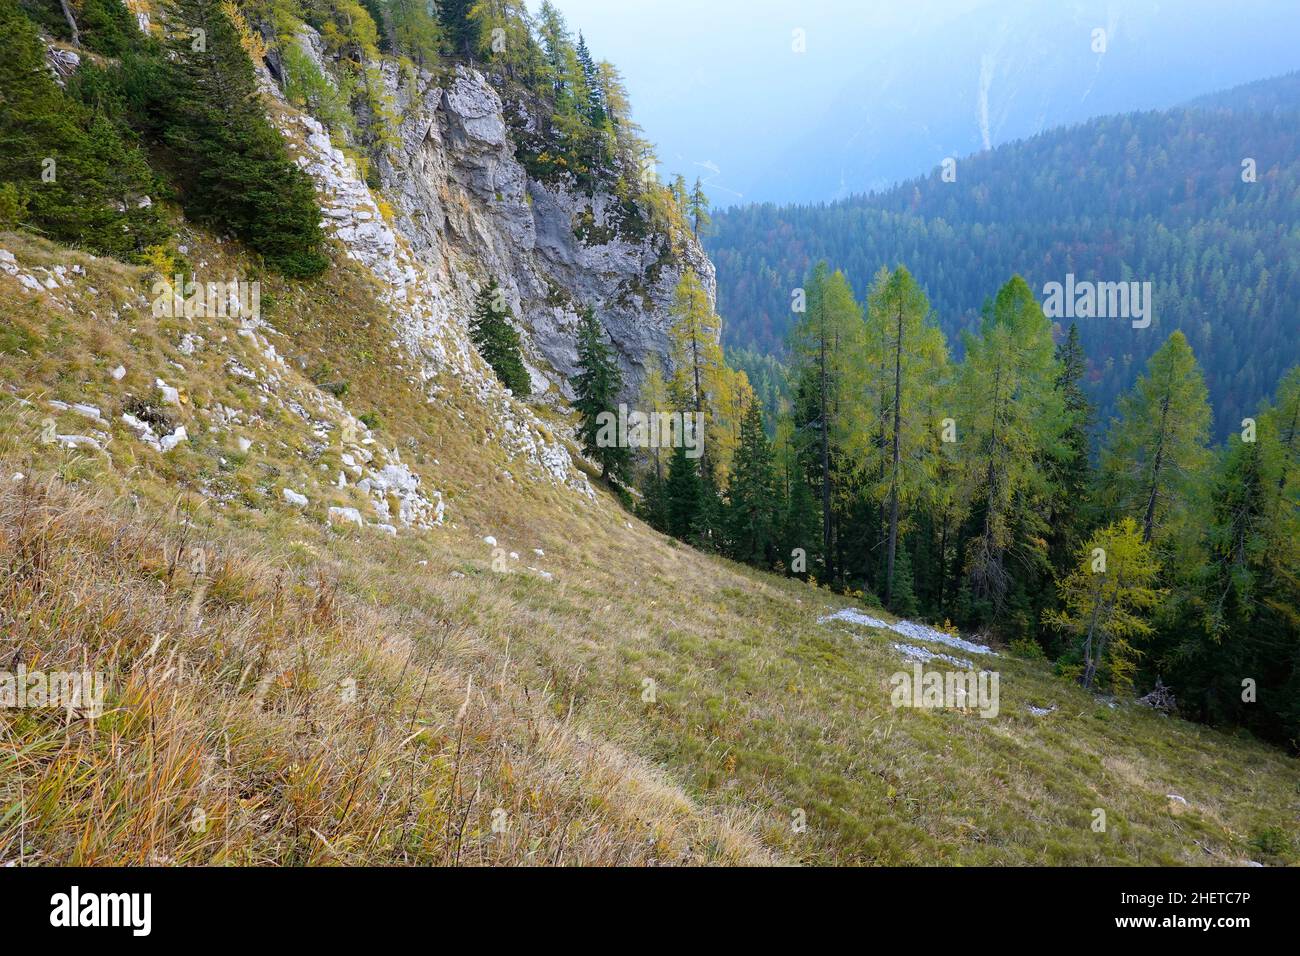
1 226 1296 866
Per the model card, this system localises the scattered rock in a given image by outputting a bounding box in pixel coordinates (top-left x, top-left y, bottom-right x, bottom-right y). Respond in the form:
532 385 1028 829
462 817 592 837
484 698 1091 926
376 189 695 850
160 426 188 453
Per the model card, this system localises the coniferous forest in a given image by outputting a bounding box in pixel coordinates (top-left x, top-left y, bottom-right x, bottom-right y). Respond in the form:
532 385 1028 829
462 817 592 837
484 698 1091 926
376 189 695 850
706 78 1300 440
596 257 1300 751
2 0 1299 883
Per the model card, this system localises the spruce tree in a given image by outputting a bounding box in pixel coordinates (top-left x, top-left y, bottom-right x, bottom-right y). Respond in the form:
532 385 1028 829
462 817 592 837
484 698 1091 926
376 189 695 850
0 0 166 258
438 0 481 58
889 544 920 617
470 278 531 396
160 0 328 277
573 306 627 483
725 401 777 564
666 443 702 541
1047 322 1096 571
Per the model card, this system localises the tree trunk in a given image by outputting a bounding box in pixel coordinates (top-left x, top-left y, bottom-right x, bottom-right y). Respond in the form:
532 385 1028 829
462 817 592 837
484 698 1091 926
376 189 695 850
820 317 834 582
60 0 80 47
1142 396 1171 543
885 300 904 604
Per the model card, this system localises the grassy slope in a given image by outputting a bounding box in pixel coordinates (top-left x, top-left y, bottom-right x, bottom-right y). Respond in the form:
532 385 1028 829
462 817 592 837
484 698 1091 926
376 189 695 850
1 227 1296 866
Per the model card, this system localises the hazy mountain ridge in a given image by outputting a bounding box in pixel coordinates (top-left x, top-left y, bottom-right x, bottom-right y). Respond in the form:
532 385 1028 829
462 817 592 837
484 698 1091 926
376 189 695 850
708 71 1300 438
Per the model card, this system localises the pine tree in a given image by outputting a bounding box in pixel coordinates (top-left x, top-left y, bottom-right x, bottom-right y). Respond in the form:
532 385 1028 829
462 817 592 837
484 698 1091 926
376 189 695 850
725 401 777 564
160 0 328 277
0 0 167 259
573 306 627 483
1100 330 1211 550
1047 517 1162 691
470 278 531 396
666 443 702 541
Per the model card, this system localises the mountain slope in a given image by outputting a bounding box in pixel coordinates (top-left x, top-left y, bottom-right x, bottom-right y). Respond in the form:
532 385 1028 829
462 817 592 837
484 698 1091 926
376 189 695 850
708 78 1300 437
0 2 1297 869
3 226 1299 865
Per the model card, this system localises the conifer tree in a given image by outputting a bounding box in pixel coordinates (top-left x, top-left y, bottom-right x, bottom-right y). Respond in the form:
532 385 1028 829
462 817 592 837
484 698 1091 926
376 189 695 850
1047 322 1096 572
1100 330 1211 550
573 306 627 483
955 275 1066 611
1047 517 1162 691
0 0 166 259
160 0 328 277
438 0 481 57
860 265 947 607
688 177 710 238
666 443 702 541
725 401 777 564
790 262 864 583
470 278 531 396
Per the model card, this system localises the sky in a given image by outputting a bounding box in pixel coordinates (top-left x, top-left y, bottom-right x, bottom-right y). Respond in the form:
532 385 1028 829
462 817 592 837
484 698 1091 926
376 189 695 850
533 0 1300 207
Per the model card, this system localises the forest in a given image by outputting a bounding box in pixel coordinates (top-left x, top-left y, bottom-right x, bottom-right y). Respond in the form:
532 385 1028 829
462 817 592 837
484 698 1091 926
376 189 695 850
573 262 1300 752
706 79 1300 439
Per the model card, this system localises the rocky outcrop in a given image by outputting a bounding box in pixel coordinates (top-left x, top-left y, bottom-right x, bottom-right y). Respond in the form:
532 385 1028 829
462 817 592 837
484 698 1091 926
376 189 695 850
376 63 716 402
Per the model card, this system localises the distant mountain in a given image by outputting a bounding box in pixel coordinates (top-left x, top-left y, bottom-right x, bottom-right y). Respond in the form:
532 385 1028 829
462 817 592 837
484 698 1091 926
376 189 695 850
1183 70 1300 115
706 73 1300 438
735 0 1300 205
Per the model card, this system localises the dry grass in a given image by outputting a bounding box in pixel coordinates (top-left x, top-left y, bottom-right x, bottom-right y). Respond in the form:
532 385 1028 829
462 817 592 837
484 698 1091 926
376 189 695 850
2 227 1297 867
0 474 772 865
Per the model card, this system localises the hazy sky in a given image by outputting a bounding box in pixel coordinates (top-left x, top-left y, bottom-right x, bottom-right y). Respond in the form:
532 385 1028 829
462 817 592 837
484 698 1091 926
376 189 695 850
535 1 1300 207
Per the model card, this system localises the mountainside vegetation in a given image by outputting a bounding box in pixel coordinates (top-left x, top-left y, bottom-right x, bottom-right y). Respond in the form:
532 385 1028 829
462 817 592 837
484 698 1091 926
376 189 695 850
2 229 1297 866
707 79 1300 439
627 258 1300 753
0 0 1297 869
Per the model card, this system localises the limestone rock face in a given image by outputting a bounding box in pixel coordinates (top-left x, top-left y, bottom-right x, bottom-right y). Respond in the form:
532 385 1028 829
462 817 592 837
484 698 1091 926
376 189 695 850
379 64 717 402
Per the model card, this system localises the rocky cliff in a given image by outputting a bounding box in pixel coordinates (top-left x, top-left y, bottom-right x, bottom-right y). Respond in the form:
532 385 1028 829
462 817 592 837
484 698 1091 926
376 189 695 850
281 29 714 405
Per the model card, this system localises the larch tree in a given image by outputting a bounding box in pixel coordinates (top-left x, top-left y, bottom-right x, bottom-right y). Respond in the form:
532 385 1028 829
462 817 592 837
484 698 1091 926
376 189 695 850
859 265 948 607
1100 330 1211 550
954 275 1067 611
1047 517 1162 691
790 262 864 583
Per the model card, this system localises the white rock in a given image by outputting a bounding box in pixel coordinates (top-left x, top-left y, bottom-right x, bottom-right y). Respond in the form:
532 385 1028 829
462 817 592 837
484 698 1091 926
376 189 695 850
483 535 497 546
111 365 126 381
237 437 252 453
160 426 188 453
282 488 309 507
328 506 364 527
156 379 180 405
57 435 101 451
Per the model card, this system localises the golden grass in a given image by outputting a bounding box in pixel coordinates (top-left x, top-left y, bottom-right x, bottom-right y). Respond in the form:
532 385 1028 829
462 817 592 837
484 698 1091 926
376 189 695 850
1 226 1297 866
